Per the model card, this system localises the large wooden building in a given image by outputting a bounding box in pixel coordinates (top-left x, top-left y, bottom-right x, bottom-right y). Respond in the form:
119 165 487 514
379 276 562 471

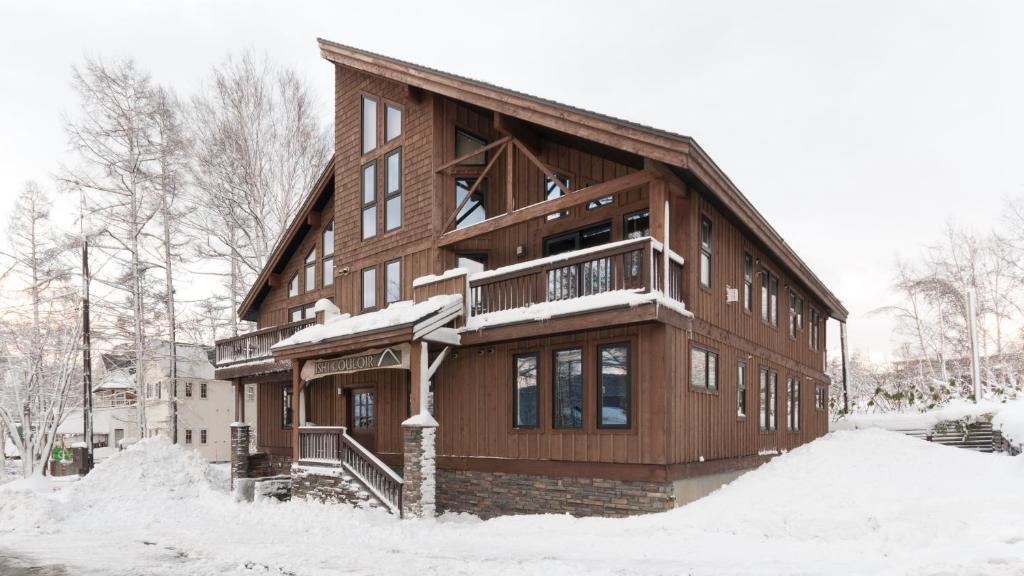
218 39 847 518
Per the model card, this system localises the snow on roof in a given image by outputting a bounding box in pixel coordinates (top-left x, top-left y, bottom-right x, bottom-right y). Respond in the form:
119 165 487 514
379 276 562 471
463 289 690 332
94 368 134 391
150 342 215 380
274 294 463 349
412 267 469 288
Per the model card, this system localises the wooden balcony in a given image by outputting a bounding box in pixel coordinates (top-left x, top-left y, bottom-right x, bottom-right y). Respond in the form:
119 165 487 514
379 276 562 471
298 426 404 516
468 236 684 317
215 319 316 368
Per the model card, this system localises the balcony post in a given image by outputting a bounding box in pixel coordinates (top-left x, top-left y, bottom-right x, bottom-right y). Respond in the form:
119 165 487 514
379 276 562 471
291 359 301 464
649 179 666 292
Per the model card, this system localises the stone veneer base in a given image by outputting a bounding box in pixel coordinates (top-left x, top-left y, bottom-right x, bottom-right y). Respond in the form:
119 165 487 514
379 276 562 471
436 468 676 518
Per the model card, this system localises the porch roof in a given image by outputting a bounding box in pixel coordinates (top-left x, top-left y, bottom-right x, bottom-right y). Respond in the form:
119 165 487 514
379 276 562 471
271 295 463 357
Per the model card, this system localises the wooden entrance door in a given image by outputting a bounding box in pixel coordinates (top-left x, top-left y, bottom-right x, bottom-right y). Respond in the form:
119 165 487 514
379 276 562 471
348 387 376 452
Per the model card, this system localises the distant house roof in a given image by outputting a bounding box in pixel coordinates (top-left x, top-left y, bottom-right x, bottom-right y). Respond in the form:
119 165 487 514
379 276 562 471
237 155 336 322
316 39 847 321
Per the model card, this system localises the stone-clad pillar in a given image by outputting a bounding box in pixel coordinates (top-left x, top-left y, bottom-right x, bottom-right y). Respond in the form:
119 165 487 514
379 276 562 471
230 422 251 487
401 417 437 518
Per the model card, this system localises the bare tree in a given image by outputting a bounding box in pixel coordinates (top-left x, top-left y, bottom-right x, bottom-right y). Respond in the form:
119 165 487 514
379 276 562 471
187 50 331 337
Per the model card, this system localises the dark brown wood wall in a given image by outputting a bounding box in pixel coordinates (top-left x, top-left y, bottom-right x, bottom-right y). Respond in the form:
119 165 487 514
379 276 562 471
433 324 667 465
255 380 291 456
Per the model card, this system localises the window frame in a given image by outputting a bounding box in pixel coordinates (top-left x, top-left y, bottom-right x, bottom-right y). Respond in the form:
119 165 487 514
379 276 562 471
454 176 487 229
322 219 335 287
185 429 192 444
200 429 208 445
361 95 378 155
245 384 256 402
304 247 317 293
544 172 573 221
282 385 293 430
761 268 779 327
809 307 821 351
787 377 801 432
384 147 403 232
759 367 778 432
699 215 712 289
596 342 631 429
361 266 378 311
454 128 487 166
551 347 584 430
512 352 540 430
815 385 827 411
200 382 208 400
185 382 192 398
689 344 720 392
361 160 377 240
743 252 753 313
737 360 748 419
623 209 650 240
384 101 403 143
288 273 299 298
384 259 402 305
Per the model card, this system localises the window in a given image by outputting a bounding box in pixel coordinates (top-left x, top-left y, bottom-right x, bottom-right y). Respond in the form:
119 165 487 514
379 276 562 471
352 390 374 430
282 386 293 429
816 385 827 411
455 177 486 229
456 253 487 275
700 216 712 288
362 266 377 310
289 304 314 322
743 253 753 312
544 173 571 221
737 361 748 417
384 148 402 231
552 348 583 429
690 346 719 390
623 209 650 239
156 382 162 399
513 353 539 429
361 96 377 154
789 291 804 337
185 382 192 398
598 343 630 429
322 220 334 287
385 259 401 305
288 273 298 297
200 382 208 399
245 384 256 402
200 429 208 445
304 248 316 292
809 307 821 351
760 368 778 431
787 378 801 431
455 129 486 165
385 103 402 142
185 429 192 444
761 269 778 326
361 161 377 240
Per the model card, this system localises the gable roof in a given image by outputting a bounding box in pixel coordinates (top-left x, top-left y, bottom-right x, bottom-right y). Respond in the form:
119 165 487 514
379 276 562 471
318 39 847 321
237 155 336 322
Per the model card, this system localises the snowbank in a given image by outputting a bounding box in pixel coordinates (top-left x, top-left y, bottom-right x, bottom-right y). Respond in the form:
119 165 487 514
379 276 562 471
992 400 1024 448
832 398 1010 431
0 430 1021 575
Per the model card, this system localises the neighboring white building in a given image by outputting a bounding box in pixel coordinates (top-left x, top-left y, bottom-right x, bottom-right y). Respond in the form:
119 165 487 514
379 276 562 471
59 343 234 462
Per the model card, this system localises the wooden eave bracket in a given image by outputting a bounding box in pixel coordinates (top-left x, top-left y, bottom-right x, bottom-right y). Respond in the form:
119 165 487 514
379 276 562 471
644 158 687 197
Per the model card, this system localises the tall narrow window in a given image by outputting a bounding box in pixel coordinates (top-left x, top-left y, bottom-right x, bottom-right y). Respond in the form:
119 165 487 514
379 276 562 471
385 148 402 231
361 96 377 154
544 173 571 221
815 385 827 410
743 253 753 312
304 248 316 292
288 273 298 298
322 220 334 287
787 377 801 431
185 382 192 398
552 348 583 429
185 429 192 444
700 216 712 288
598 343 630 428
200 429 208 445
362 266 377 310
282 386 293 429
200 382 208 399
513 353 539 429
455 177 486 229
760 368 777 431
761 269 778 326
690 346 719 390
809 307 820 351
455 129 486 165
385 259 401 305
361 161 377 239
737 361 747 417
385 103 402 142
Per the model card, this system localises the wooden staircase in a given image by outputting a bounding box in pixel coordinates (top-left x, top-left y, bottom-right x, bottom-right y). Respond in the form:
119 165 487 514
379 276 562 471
894 421 995 453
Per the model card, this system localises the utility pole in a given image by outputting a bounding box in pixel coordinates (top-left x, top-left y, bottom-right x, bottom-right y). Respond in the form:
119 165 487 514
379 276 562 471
967 289 982 403
161 191 178 444
840 321 850 414
81 236 94 473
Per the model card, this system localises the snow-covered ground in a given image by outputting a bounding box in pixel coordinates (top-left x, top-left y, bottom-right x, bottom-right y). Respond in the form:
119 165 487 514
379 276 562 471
1 431 1022 576
833 398 1024 444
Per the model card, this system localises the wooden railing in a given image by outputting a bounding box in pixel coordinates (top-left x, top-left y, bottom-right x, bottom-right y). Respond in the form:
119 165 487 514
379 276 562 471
298 426 404 516
468 237 683 316
215 319 315 366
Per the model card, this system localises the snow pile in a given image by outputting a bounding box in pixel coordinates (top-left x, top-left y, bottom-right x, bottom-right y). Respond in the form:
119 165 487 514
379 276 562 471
412 267 468 287
833 398 1009 431
274 294 462 348
992 400 1024 447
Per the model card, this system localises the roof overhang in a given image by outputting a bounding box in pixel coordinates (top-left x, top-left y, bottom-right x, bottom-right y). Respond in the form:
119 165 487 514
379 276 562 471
317 39 847 321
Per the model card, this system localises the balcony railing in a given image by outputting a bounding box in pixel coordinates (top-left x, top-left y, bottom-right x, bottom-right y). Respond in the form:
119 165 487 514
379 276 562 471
215 319 315 367
298 426 404 516
468 237 684 316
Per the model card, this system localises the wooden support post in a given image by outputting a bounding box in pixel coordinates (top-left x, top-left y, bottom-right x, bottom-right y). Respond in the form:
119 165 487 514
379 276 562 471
649 179 666 290
419 341 430 415
409 342 422 415
291 360 301 463
505 141 514 215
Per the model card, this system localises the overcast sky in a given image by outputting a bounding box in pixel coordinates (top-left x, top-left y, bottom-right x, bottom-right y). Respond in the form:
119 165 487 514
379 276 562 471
1 0 1021 360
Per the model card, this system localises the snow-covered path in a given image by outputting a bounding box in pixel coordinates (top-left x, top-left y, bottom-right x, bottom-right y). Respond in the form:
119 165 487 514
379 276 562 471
1 430 1022 576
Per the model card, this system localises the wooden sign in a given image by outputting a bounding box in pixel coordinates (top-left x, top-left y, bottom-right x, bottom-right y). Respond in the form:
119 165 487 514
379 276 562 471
301 344 410 380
